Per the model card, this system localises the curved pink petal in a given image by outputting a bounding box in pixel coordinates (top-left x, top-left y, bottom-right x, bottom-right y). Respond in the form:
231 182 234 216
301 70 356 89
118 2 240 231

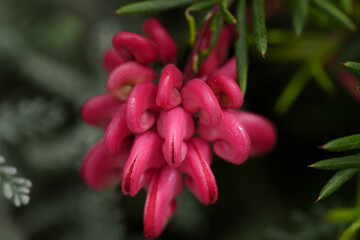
143 18 178 64
103 49 124 73
122 131 165 196
217 57 237 80
156 64 183 109
179 138 218 205
126 82 159 133
233 111 277 156
143 167 183 239
81 93 124 128
206 72 243 108
104 104 133 155
112 32 159 64
198 109 251 164
81 139 130 190
106 61 156 101
181 78 223 126
157 107 195 168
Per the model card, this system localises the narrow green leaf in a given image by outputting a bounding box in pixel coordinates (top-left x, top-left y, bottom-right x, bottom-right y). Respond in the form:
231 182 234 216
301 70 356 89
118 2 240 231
312 0 356 31
341 0 353 14
116 0 198 14
274 65 311 115
322 134 360 152
252 0 267 57
220 0 237 24
344 61 360 77
185 1 217 46
317 168 360 201
310 154 360 170
309 60 336 94
293 0 309 35
236 0 248 94
327 207 360 222
339 217 360 240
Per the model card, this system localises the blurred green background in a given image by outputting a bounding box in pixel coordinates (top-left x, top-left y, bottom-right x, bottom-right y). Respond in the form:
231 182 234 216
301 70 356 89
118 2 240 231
1 0 360 239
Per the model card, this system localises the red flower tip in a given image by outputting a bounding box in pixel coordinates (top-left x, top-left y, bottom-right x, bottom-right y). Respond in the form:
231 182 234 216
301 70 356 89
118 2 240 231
181 78 223 126
81 139 130 190
112 32 159 64
103 49 124 73
81 93 124 129
206 72 243 108
157 107 195 168
143 18 178 64
121 131 165 196
217 57 237 80
106 61 156 101
156 64 183 109
179 138 218 204
198 109 251 164
126 82 159 133
143 167 183 239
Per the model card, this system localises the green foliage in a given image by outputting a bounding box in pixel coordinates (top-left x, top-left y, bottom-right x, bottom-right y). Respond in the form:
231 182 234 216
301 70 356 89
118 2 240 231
344 61 360 77
0 156 32 207
293 0 309 35
116 0 200 14
322 134 360 152
310 154 360 170
252 0 267 57
235 0 248 95
220 0 237 25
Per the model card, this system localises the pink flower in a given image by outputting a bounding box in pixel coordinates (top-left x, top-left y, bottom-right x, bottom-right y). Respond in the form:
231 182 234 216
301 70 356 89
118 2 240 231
80 18 277 239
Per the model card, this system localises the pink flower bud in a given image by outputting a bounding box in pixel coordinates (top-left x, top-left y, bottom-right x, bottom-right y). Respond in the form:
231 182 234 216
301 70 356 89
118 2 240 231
206 72 243 108
81 139 130 190
217 57 237 80
198 109 251 164
122 131 165 196
156 64 183 109
104 104 133 155
143 167 183 239
103 49 124 73
81 93 124 128
112 32 159 64
157 107 195 168
126 82 159 133
106 61 156 101
143 18 178 64
181 78 223 126
233 111 277 156
179 138 218 204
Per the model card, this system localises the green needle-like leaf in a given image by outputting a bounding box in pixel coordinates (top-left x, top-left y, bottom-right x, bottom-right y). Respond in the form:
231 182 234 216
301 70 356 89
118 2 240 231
116 0 199 14
293 0 309 35
340 0 353 14
344 61 360 77
312 0 356 31
327 207 360 222
220 0 237 24
322 134 360 152
310 154 360 170
252 0 267 57
339 217 360 240
309 60 336 94
274 65 311 115
236 0 248 95
317 168 360 202
185 1 217 46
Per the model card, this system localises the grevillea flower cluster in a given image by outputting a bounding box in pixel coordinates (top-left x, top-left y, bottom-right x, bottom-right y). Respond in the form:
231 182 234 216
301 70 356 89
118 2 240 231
80 18 276 239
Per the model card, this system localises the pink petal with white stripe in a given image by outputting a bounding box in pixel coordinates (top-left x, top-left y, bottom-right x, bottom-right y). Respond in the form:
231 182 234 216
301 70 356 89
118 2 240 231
126 82 159 133
181 78 223 126
143 167 183 239
157 107 195 168
198 109 251 164
156 64 183 109
81 93 124 128
122 131 165 196
106 61 156 101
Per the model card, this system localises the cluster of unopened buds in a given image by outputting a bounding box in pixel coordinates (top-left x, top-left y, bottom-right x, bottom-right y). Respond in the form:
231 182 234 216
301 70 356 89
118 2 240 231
80 18 276 239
